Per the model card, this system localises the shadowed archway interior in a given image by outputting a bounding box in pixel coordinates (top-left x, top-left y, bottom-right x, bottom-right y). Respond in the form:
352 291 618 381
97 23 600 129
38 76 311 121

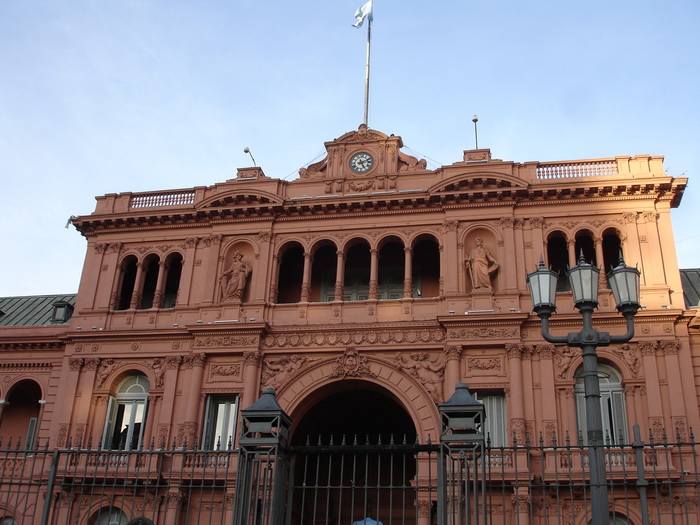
291 385 418 445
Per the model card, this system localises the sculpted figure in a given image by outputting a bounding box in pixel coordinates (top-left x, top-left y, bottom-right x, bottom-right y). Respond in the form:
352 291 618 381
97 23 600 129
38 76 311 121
262 355 307 389
465 237 499 290
220 251 251 300
396 351 445 402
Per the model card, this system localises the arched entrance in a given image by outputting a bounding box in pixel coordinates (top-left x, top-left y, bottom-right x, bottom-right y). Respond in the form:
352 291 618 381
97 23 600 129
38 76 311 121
287 380 433 525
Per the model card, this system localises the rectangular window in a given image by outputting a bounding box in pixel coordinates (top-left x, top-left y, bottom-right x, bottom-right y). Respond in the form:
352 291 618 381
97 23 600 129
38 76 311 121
575 391 627 445
102 398 147 450
202 395 238 450
474 393 507 447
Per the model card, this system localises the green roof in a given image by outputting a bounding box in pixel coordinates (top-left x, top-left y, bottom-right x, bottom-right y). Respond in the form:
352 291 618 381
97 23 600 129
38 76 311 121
0 294 76 327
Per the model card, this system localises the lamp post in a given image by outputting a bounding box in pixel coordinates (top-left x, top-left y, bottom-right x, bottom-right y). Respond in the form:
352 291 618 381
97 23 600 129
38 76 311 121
527 254 641 525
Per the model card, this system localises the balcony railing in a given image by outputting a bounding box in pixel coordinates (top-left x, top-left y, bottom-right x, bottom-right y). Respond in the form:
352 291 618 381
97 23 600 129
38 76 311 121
537 160 619 179
130 190 196 208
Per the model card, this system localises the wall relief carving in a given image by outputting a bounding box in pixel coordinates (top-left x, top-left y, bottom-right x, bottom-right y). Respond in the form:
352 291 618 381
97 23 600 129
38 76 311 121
330 348 375 379
261 355 314 390
396 351 445 403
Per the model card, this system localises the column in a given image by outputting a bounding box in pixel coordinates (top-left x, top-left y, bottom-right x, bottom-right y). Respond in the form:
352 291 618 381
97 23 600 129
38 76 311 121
506 344 526 445
567 238 576 268
594 236 608 288
440 220 459 296
661 340 688 439
107 244 125 310
0 400 7 424
54 357 83 447
201 235 222 305
253 231 273 302
537 345 557 444
180 353 206 447
241 351 262 410
142 395 160 449
334 251 345 300
152 261 168 308
129 261 146 309
369 248 379 300
403 246 413 298
443 345 462 397
269 254 280 303
639 341 664 441
300 252 313 302
498 217 517 291
157 356 182 448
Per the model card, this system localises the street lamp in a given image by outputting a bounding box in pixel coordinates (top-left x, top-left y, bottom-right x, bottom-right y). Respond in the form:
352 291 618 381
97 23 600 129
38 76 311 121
527 253 641 525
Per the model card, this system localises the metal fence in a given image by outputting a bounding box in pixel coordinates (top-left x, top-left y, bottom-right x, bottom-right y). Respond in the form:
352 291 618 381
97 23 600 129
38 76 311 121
0 427 699 524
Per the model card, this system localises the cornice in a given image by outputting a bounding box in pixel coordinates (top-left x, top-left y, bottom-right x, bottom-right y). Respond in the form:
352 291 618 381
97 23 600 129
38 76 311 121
0 361 53 370
64 329 193 344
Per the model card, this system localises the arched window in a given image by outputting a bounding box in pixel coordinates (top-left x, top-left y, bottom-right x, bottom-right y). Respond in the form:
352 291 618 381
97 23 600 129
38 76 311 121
412 238 440 298
344 243 371 301
603 231 623 273
0 380 42 448
102 374 150 450
116 256 138 310
1 516 16 525
547 233 569 292
277 244 304 303
90 507 129 525
310 244 338 302
575 364 627 444
377 240 404 300
139 255 160 309
162 253 183 308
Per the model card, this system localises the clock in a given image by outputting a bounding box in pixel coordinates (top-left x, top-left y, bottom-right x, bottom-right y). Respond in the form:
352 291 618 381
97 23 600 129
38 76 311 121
349 152 375 173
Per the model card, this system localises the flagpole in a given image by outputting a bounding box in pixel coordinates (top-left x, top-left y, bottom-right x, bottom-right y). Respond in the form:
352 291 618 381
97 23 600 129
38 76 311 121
363 16 372 126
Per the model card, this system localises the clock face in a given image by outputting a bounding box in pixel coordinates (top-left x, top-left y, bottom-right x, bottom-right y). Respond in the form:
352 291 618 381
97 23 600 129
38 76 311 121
349 152 375 173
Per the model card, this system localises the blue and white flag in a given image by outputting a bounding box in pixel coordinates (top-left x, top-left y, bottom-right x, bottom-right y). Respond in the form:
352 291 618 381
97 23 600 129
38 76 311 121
352 0 373 28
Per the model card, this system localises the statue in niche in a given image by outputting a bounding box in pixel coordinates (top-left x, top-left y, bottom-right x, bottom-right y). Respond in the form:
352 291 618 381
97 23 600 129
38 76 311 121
396 352 445 403
219 251 251 300
465 237 499 290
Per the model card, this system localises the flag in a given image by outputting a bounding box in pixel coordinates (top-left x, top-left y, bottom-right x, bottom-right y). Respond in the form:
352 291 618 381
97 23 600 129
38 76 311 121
352 0 373 28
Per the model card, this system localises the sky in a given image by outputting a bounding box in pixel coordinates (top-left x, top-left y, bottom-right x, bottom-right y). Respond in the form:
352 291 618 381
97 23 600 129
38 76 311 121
1 0 699 296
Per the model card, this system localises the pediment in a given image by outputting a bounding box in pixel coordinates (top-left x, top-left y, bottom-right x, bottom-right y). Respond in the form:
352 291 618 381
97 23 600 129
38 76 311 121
298 124 426 180
429 172 529 195
196 189 284 209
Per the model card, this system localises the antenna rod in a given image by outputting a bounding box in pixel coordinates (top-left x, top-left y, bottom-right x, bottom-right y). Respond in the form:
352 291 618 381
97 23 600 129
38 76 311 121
363 17 372 126
472 115 479 149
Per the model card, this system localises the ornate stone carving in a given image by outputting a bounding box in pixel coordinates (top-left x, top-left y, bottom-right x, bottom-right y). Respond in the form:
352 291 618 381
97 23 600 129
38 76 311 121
467 357 501 371
497 217 514 228
639 341 658 356
177 421 197 447
263 328 445 348
194 336 257 348
330 348 375 379
69 358 84 371
444 345 462 360
506 344 525 359
243 351 262 366
529 217 546 229
659 339 680 355
554 346 577 379
396 351 445 403
262 355 312 389
642 211 659 223
83 358 100 370
450 327 519 340
210 363 242 378
511 417 527 445
181 353 206 368
614 344 641 378
96 358 115 387
165 356 181 370
441 220 459 233
536 344 554 359
649 417 665 443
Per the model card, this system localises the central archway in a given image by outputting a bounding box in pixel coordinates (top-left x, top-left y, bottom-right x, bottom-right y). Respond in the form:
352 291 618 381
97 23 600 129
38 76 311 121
291 380 417 445
287 380 427 525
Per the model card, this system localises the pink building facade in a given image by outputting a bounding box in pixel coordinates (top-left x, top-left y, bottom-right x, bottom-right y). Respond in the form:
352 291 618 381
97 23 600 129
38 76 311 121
0 125 697 524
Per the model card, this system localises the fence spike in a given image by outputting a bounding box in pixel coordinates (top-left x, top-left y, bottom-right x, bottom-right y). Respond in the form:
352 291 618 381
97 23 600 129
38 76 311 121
353 434 358 446
329 435 334 446
690 427 695 444
539 432 544 447
389 434 394 446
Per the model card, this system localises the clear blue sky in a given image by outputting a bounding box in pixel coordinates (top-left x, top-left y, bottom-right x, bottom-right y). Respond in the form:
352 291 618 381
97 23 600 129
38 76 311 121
1 0 698 296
